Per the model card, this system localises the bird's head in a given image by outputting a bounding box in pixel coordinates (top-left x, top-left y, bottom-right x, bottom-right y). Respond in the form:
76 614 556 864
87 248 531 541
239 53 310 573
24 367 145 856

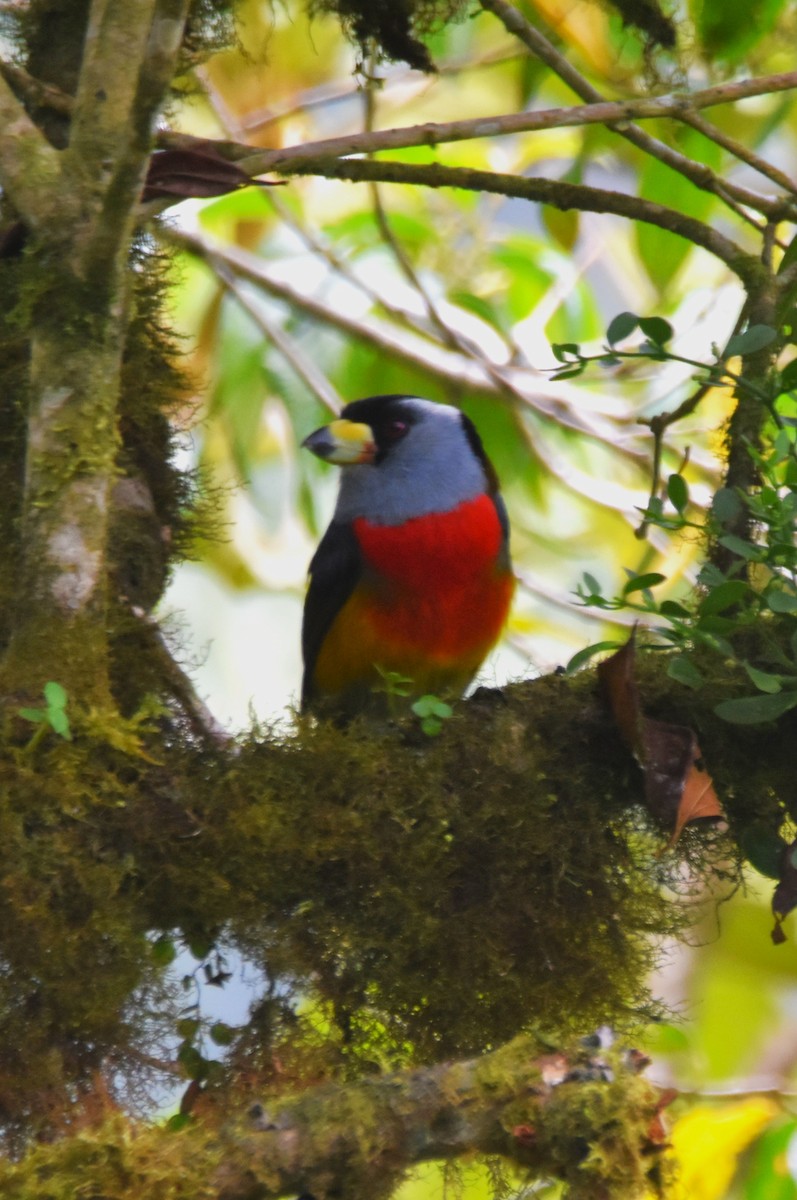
302 395 498 525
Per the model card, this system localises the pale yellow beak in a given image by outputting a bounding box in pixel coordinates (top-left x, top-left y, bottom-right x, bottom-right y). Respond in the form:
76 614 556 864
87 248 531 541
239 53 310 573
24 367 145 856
302 419 376 465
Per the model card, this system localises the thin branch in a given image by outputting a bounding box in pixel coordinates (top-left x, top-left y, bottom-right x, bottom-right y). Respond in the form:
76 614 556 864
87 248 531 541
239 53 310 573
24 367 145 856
135 611 232 746
168 228 647 454
214 261 343 416
276 156 764 287
0 59 74 116
478 0 796 222
677 109 797 198
263 190 450 346
229 78 797 209
361 71 536 393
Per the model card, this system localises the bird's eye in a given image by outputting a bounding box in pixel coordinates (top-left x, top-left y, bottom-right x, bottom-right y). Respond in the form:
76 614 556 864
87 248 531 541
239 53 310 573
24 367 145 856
384 419 409 443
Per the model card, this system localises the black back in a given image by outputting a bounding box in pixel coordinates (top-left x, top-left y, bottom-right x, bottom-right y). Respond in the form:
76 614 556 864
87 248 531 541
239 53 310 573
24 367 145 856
301 520 363 708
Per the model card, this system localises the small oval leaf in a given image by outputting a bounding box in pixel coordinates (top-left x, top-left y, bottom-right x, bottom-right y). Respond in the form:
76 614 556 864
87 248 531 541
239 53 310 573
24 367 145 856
667 473 689 513
622 572 667 596
606 311 638 345
698 580 750 615
715 692 797 724
565 641 621 674
638 316 673 346
744 664 783 694
767 589 797 614
725 324 777 357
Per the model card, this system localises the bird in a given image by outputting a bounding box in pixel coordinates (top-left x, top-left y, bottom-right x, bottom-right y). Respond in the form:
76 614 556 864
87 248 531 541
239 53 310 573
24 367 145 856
301 394 515 713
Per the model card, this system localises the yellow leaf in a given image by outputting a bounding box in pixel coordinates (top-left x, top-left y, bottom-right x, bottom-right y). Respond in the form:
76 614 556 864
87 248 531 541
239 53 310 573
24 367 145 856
667 1099 780 1200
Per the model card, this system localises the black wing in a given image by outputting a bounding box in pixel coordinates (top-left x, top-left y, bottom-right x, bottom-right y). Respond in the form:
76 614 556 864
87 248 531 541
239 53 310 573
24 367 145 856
492 491 512 571
301 520 363 708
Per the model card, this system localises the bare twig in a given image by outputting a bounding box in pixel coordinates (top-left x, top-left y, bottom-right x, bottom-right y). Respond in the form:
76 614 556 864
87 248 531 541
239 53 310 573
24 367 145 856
264 189 448 344
168 227 649 454
277 156 763 287
677 109 797 198
479 0 796 222
214 261 343 417
228 77 797 204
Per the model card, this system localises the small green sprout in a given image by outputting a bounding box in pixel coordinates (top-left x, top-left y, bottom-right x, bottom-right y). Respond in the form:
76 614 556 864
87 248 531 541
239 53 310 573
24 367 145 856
411 694 454 737
373 666 414 698
19 680 72 742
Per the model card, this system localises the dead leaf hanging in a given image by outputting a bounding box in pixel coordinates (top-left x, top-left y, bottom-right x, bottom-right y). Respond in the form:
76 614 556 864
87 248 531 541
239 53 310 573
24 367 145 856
598 632 723 847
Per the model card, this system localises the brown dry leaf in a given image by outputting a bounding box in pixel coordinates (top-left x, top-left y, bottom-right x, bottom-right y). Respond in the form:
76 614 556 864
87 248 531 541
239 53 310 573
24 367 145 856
142 146 283 203
664 736 723 850
600 636 723 846
597 629 645 758
771 839 797 943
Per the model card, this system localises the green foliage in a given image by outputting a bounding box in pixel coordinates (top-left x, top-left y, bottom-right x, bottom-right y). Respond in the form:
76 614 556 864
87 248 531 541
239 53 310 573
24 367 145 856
18 680 71 741
411 693 454 736
564 312 797 724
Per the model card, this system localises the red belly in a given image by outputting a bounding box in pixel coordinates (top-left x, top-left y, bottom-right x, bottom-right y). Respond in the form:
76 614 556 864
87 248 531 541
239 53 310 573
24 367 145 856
312 495 514 696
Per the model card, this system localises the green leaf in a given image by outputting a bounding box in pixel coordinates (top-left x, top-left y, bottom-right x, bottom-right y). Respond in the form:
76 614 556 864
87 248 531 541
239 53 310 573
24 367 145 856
606 312 638 345
724 324 778 357
209 1021 236 1046
450 290 507 335
744 664 783 694
550 366 585 381
781 359 797 392
565 641 621 673
667 656 704 689
582 572 603 596
659 600 691 619
698 0 789 62
177 1043 206 1081
186 935 214 961
18 707 46 724
622 572 667 596
638 316 673 346
550 342 581 362
151 936 177 967
698 579 750 615
176 1017 201 1039
636 129 720 289
717 534 760 560
47 708 72 740
738 823 785 879
767 589 797 614
712 487 743 525
715 692 797 724
542 205 579 252
43 680 67 709
411 695 453 720
666 473 689 513
165 1113 194 1133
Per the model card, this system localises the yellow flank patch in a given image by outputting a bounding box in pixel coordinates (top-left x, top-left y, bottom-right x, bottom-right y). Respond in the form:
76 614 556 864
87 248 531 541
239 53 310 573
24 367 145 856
312 585 492 697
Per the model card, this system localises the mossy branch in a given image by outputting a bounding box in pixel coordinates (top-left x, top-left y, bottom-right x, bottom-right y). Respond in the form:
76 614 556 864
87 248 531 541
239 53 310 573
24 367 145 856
210 1037 662 1200
0 72 63 228
0 1037 665 1200
0 0 192 701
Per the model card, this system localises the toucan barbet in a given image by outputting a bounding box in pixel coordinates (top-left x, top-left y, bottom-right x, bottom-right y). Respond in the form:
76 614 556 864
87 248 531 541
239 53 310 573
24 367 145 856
301 394 515 711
